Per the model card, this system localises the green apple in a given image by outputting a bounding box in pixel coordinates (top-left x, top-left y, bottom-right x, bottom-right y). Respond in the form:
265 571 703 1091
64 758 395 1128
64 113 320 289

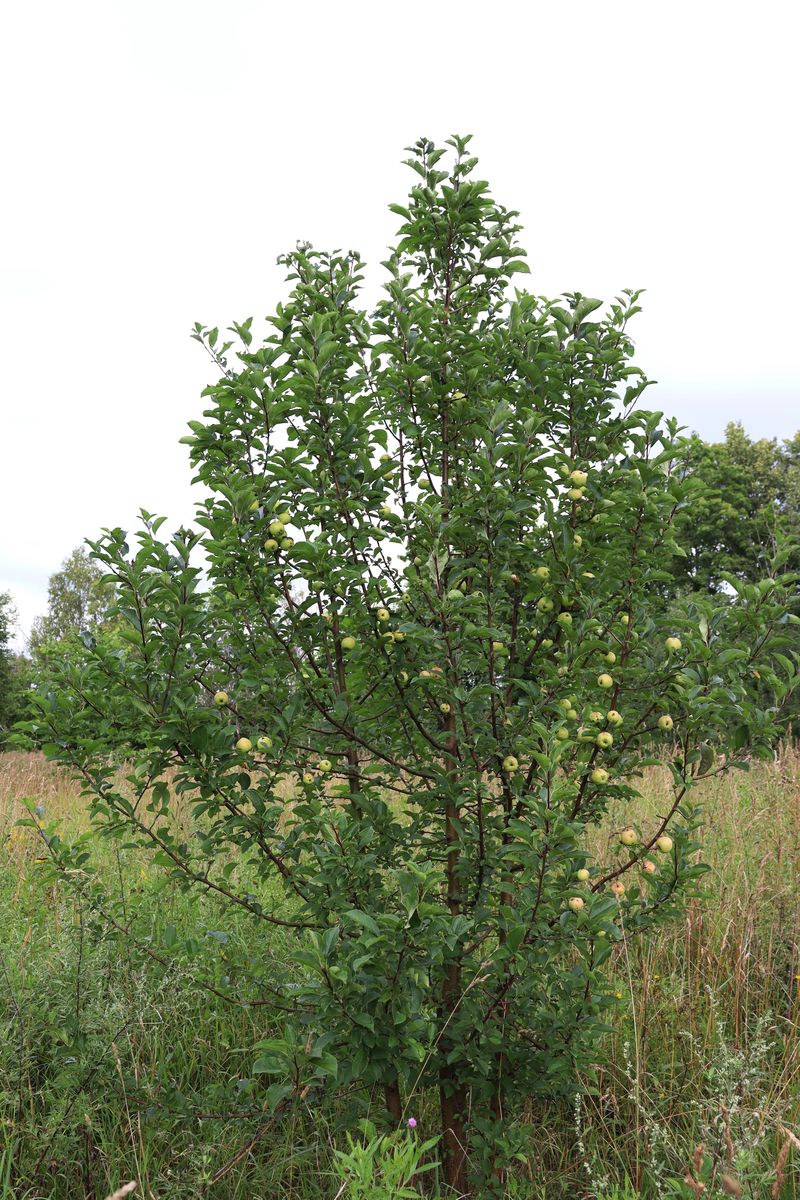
257 735 272 751
567 487 585 501
557 612 573 627
606 709 623 726
620 613 630 626
537 597 554 612
604 651 616 664
318 759 332 772
597 673 613 689
556 727 570 741
446 588 463 602
303 772 314 784
589 710 604 722
591 767 609 784
380 503 392 516
658 714 674 731
377 608 390 622
534 566 550 580
568 896 585 912
269 520 285 538
566 708 578 720
570 469 588 486
439 702 451 714
619 828 637 847
281 538 294 550
492 641 506 654
573 534 583 546
656 835 673 853
576 868 590 882
665 636 682 652
264 539 278 551
341 636 356 651
393 630 405 642
541 638 554 648
398 670 409 684
502 754 519 773
596 731 613 749
235 737 252 753
213 690 228 706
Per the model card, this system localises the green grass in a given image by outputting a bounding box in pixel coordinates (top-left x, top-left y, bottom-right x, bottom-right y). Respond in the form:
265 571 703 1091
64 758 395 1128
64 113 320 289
2 750 800 1197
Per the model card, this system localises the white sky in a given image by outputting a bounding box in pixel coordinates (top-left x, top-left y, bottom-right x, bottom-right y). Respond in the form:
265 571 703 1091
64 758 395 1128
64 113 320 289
1 0 798 649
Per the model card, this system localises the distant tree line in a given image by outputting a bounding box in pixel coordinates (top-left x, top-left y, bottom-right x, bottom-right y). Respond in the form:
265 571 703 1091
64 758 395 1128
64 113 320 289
2 421 799 748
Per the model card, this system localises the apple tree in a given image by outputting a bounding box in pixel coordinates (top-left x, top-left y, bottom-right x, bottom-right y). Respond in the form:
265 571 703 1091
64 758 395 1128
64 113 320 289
28 136 798 1195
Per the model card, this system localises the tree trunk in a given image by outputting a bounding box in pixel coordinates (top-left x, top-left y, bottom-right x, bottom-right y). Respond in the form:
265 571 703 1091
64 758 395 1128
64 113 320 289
384 1081 402 1123
440 1054 469 1195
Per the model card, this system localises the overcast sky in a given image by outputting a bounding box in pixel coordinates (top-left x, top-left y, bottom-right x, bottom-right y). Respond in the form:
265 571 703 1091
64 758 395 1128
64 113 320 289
1 0 798 648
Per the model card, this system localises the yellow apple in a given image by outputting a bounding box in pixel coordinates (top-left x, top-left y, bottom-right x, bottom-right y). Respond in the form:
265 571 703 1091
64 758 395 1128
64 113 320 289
235 737 252 753
665 636 682 651
619 828 637 847
597 673 613 689
568 896 585 911
341 636 356 651
502 755 519 773
377 608 390 622
656 835 673 853
213 690 228 706
576 868 590 882
393 630 406 642
440 702 451 714
591 767 609 784
303 772 314 784
658 714 674 731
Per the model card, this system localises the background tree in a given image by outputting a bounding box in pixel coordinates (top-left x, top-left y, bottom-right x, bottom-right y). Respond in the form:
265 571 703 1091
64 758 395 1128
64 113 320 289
671 422 800 594
25 138 798 1195
28 546 112 657
0 593 33 745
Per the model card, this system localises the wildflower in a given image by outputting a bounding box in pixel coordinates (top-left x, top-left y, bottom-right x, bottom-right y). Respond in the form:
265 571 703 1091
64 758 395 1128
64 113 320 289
407 1117 417 1129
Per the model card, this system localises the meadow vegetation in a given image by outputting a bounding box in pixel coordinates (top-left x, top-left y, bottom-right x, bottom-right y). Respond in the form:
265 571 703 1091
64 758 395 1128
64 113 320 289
2 749 800 1198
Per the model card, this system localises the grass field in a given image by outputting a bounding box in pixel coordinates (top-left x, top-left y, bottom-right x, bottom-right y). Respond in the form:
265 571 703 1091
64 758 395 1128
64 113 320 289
2 749 800 1198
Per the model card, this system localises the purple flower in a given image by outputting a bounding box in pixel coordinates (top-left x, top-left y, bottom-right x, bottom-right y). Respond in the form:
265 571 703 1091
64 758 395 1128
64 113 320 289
407 1117 417 1129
